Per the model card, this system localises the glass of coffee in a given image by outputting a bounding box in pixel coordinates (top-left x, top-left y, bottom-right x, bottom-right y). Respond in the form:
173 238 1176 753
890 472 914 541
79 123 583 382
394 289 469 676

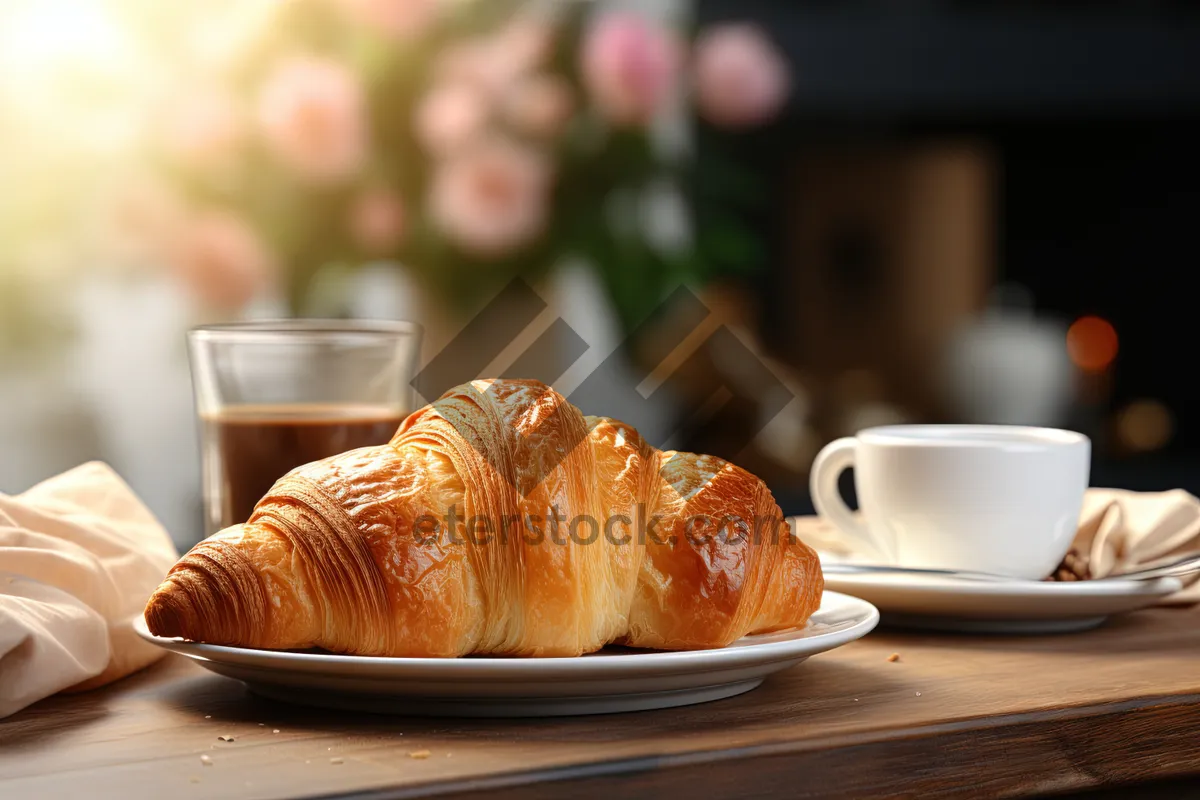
187 320 422 538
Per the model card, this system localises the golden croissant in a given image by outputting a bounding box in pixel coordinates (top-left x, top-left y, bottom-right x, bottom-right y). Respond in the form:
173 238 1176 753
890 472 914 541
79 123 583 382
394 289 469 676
146 379 823 656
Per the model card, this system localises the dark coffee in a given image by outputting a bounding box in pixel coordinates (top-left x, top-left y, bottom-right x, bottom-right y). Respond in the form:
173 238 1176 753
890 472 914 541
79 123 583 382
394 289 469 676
202 404 405 529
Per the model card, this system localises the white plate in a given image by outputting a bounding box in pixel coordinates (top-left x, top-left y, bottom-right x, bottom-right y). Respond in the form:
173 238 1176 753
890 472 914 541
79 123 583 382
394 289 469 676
134 590 878 717
823 569 1183 634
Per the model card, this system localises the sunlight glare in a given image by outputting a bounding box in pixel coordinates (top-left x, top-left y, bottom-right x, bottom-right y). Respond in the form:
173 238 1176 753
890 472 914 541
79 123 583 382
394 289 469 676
0 0 130 75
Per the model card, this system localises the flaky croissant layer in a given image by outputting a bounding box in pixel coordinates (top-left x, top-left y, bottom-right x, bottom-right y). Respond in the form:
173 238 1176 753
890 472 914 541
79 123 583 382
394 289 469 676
146 380 823 657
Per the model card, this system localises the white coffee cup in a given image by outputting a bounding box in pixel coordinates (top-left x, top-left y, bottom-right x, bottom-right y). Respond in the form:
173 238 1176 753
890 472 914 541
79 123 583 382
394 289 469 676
809 425 1090 579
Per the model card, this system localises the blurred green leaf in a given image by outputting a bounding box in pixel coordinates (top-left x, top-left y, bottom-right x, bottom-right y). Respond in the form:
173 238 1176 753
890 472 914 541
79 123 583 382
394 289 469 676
697 221 765 274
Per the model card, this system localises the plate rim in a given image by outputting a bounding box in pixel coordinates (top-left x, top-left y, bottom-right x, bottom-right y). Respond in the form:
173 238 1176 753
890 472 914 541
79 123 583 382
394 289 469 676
822 572 1183 600
134 590 878 678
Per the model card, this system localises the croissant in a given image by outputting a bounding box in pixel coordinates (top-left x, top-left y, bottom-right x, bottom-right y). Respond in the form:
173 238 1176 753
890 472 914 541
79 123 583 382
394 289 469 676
146 379 823 657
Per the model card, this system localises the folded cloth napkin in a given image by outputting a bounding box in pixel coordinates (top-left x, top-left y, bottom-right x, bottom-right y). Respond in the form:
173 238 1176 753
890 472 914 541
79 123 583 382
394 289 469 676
792 487 1200 604
0 462 179 718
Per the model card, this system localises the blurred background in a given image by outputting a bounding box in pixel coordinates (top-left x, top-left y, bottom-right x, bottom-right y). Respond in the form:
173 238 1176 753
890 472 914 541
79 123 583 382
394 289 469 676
2 0 1199 548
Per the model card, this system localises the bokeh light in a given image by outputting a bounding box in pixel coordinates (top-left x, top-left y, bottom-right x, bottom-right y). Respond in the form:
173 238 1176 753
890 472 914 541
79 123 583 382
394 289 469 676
0 1 128 76
1115 399 1174 452
1066 315 1118 372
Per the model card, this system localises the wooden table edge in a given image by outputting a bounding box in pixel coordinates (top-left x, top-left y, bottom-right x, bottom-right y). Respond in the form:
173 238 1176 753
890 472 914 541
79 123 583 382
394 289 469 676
297 693 1200 800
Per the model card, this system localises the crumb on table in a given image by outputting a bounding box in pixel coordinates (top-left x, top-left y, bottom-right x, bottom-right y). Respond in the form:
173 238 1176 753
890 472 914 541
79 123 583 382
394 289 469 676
886 653 900 663
409 750 431 759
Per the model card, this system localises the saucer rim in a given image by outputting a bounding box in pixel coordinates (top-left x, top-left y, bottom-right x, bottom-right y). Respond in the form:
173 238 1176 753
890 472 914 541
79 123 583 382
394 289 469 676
821 571 1183 598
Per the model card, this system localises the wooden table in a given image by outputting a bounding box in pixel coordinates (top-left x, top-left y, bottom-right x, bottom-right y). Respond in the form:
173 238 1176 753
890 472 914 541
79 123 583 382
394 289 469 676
3 607 1200 800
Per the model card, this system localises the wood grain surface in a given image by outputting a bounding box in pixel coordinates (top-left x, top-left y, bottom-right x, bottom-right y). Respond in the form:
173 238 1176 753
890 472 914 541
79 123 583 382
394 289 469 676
3 607 1200 800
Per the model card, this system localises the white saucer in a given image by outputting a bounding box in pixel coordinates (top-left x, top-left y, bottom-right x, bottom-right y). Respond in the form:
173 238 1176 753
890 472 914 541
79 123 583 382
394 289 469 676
822 568 1183 634
134 590 878 717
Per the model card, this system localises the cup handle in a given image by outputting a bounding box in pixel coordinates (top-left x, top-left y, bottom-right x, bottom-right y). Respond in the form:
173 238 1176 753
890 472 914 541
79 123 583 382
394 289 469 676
809 438 894 562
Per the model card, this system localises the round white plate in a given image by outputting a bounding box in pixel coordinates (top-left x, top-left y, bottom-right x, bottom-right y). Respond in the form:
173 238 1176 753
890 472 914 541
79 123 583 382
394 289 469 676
823 569 1183 634
134 590 878 717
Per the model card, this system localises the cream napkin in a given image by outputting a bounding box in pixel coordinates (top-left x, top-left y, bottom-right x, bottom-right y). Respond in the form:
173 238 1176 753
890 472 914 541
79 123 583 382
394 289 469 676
793 487 1200 604
0 462 179 718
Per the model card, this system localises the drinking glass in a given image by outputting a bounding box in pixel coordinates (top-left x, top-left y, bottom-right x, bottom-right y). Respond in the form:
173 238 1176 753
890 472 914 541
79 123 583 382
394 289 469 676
187 320 422 538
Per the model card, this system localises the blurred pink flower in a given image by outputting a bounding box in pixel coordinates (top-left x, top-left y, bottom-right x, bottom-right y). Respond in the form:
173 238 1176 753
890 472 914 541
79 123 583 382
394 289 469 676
415 81 489 156
171 212 277 310
435 40 518 99
332 0 439 41
581 12 682 127
160 88 243 165
496 17 556 76
693 24 790 128
349 188 407 253
435 41 493 87
103 178 188 267
257 56 368 182
430 138 550 257
433 20 552 101
504 75 574 139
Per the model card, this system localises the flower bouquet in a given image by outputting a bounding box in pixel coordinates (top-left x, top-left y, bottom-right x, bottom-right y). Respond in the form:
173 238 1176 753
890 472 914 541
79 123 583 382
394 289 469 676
148 0 792 332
